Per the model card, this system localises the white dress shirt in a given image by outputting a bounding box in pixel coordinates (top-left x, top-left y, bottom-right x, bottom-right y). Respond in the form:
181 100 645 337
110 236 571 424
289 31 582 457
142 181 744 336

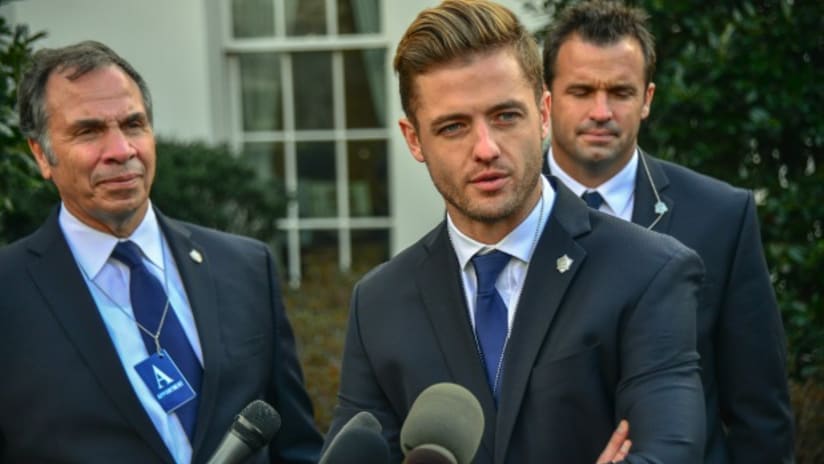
59 202 202 464
548 147 639 221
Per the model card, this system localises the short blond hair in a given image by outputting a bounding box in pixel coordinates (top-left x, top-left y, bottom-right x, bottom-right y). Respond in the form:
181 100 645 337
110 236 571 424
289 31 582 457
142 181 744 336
394 0 543 122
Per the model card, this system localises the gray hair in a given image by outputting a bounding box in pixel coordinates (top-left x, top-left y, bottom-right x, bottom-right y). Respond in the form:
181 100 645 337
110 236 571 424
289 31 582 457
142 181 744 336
16 40 153 164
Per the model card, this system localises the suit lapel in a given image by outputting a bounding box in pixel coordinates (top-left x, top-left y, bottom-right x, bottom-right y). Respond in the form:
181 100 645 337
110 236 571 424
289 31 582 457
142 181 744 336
415 223 496 462
155 211 222 459
26 209 173 462
493 181 590 464
632 150 674 233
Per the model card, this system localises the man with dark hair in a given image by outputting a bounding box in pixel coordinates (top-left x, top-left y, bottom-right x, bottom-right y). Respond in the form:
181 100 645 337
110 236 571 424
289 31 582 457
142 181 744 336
0 40 323 463
541 1 794 462
325 1 706 462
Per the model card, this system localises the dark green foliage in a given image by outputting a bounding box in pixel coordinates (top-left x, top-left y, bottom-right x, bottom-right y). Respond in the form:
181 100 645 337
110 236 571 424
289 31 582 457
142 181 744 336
535 0 824 381
0 15 54 244
151 139 286 242
641 0 824 383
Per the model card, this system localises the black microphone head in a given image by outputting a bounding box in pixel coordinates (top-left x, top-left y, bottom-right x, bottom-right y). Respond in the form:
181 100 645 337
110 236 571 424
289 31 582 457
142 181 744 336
320 411 389 464
340 410 383 435
400 383 484 464
232 400 282 449
404 444 458 464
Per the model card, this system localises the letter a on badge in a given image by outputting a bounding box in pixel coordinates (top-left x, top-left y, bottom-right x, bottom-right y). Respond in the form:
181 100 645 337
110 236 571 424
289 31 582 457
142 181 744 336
153 365 174 390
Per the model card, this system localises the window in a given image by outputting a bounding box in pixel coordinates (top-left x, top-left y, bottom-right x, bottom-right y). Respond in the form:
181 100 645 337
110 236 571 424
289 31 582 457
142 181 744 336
226 0 390 286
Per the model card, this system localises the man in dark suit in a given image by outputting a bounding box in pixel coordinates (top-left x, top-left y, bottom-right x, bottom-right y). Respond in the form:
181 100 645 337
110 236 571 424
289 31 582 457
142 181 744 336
324 1 705 462
0 41 322 463
540 2 794 463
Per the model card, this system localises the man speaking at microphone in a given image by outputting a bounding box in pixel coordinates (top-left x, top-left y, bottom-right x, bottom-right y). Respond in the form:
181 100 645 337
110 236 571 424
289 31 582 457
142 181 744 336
325 1 705 463
0 41 322 463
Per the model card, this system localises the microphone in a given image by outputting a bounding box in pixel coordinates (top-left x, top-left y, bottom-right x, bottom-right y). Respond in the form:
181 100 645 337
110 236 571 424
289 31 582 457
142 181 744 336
405 444 459 464
319 411 390 464
205 399 282 464
400 383 485 464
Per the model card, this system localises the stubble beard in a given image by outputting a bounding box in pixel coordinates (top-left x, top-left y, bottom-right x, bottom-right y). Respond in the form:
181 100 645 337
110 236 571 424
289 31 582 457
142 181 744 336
555 133 628 180
433 151 543 225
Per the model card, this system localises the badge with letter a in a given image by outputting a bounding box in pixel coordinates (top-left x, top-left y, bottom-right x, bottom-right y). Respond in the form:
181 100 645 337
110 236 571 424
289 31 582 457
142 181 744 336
135 350 197 413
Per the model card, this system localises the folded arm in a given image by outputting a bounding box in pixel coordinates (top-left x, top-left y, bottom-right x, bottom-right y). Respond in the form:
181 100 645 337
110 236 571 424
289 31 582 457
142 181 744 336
615 245 706 463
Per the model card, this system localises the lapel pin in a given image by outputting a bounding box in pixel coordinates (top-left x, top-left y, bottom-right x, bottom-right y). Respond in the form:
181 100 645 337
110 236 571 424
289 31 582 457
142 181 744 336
556 254 573 273
654 201 669 215
189 249 203 264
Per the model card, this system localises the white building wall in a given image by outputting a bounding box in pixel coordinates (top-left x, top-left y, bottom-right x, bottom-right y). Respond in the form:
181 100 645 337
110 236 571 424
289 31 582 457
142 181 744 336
0 0 216 143
384 0 443 254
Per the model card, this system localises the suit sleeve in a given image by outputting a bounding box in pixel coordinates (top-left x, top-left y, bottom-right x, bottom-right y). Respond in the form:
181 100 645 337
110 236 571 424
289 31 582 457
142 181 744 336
263 246 324 464
615 244 706 464
716 194 794 463
322 280 405 463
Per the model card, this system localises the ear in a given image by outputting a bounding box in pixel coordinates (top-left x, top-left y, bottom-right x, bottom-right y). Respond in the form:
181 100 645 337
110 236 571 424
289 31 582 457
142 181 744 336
399 117 425 163
28 138 53 180
539 89 551 140
641 82 655 119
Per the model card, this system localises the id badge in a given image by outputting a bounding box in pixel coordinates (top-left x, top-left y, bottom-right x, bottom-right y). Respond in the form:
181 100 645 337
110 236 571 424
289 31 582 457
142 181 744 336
135 350 197 413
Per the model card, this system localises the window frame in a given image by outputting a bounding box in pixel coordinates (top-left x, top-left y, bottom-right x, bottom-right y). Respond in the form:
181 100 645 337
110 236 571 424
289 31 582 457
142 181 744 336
222 0 392 287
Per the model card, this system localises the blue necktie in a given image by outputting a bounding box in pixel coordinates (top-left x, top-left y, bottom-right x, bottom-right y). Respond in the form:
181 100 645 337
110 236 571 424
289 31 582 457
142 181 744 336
471 250 511 398
111 241 201 442
581 191 605 210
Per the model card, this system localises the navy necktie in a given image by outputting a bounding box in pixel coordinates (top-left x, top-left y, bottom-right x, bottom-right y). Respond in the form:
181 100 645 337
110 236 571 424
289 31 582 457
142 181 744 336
111 240 201 442
471 250 511 399
581 191 605 210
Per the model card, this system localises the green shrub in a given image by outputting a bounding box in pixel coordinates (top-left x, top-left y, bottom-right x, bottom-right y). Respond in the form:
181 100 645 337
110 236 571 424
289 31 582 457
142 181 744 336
0 15 54 244
151 139 285 241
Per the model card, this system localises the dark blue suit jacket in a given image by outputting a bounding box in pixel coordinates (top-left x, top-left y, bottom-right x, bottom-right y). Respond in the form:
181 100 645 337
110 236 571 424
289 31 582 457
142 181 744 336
546 151 794 463
326 180 706 463
0 206 322 463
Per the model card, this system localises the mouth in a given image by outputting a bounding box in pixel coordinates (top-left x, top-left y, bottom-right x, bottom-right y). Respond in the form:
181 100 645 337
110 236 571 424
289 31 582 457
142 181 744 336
470 170 509 192
579 129 618 144
98 173 142 188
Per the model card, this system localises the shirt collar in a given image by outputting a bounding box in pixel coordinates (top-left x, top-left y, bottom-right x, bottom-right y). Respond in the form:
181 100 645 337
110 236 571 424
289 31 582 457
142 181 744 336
548 146 638 215
448 175 554 270
59 202 165 278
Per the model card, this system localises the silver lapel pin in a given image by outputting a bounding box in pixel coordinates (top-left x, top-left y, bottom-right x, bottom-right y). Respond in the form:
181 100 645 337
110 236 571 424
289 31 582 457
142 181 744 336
189 249 203 264
556 254 573 273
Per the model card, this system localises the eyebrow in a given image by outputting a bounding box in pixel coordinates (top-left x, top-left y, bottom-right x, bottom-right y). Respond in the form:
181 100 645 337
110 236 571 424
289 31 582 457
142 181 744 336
566 82 638 92
121 112 149 125
488 99 529 115
427 108 466 131
68 112 148 132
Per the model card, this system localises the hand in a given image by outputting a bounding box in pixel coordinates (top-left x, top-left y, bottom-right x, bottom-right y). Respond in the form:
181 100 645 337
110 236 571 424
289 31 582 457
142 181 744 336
596 419 631 463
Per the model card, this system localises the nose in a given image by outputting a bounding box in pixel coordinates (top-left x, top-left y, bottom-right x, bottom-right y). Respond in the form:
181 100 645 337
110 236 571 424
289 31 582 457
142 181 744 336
102 128 137 163
589 91 613 122
473 122 500 162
